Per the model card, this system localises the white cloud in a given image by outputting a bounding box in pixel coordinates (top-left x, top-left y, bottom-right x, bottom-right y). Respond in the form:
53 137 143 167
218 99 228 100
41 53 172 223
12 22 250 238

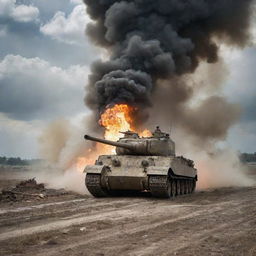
252 23 256 45
70 0 83 4
0 0 14 15
40 4 91 45
219 45 256 152
219 45 243 62
227 122 256 153
0 0 39 23
0 25 7 37
11 4 39 22
0 113 43 158
0 54 89 121
220 47 256 101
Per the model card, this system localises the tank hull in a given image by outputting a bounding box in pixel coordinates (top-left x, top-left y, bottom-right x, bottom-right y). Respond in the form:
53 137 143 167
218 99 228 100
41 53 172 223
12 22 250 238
84 155 197 198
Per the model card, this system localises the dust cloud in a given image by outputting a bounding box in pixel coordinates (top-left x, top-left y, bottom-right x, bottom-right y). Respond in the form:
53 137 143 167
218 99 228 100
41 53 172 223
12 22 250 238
144 60 254 190
36 116 253 194
36 117 98 195
195 149 253 190
31 164 87 195
38 119 72 163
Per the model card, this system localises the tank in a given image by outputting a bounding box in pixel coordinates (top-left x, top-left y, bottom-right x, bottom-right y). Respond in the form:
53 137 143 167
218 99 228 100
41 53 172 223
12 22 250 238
84 127 197 198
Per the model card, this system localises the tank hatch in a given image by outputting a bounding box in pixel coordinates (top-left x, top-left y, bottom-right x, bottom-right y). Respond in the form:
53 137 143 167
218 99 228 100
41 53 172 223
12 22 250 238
119 130 139 139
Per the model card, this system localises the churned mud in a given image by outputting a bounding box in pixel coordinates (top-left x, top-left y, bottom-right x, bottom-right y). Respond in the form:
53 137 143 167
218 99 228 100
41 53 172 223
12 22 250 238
0 169 255 256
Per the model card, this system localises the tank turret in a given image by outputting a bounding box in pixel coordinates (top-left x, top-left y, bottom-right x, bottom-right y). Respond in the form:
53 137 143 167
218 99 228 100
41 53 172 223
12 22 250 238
84 127 175 156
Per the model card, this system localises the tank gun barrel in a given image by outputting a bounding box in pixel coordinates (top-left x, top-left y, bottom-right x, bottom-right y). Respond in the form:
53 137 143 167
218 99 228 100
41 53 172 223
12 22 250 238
84 134 134 150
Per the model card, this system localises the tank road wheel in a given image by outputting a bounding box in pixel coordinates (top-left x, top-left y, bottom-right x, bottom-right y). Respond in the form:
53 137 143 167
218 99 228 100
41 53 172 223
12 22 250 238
186 180 190 194
192 179 196 193
187 180 191 194
85 174 109 198
189 180 193 193
171 179 176 197
184 180 188 194
167 179 172 198
149 175 172 198
180 180 184 195
176 180 181 196
183 180 187 194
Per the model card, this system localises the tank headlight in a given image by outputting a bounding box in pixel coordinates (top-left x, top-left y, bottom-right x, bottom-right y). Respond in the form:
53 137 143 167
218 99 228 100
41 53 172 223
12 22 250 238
141 160 149 167
112 159 121 167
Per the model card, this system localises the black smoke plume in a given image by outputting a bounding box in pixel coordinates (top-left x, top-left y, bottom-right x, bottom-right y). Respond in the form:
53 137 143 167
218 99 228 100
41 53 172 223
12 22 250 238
83 0 254 140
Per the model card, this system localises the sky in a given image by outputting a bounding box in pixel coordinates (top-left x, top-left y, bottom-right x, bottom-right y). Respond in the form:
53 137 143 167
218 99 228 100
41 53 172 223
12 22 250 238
0 0 256 158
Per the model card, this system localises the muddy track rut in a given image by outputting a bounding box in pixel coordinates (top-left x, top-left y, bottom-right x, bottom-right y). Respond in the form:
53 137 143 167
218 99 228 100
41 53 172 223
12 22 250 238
0 186 255 256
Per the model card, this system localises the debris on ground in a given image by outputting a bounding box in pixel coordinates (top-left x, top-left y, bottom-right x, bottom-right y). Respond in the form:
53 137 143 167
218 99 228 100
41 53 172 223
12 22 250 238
0 178 68 202
79 227 86 232
16 178 44 190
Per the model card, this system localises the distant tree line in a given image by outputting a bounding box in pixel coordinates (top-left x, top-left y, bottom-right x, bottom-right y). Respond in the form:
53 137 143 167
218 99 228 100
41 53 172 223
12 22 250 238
0 156 42 166
239 153 256 163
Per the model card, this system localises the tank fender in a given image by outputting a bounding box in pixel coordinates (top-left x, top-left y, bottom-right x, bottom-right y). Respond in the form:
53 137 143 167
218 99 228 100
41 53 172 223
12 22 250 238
84 165 105 174
170 159 197 178
147 166 169 176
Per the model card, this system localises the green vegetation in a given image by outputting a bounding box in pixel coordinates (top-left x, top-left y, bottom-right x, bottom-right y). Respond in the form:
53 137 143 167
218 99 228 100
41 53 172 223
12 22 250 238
0 157 41 166
240 153 256 163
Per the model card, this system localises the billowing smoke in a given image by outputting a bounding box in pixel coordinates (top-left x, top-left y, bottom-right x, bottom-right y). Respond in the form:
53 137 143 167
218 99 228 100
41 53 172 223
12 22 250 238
79 0 255 190
34 1 255 193
84 0 253 138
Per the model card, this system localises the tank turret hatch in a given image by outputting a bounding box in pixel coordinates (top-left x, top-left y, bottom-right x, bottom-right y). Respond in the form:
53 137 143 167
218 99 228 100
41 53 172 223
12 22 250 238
152 126 170 138
119 130 139 139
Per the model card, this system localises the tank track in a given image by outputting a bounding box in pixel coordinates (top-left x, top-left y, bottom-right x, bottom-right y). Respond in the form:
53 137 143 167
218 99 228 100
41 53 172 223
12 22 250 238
148 175 172 198
85 174 109 197
86 173 196 198
149 175 196 198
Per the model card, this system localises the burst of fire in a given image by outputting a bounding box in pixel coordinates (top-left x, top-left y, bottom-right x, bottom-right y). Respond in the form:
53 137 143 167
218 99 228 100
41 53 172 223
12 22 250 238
100 104 151 140
100 104 135 141
140 129 152 138
75 104 151 171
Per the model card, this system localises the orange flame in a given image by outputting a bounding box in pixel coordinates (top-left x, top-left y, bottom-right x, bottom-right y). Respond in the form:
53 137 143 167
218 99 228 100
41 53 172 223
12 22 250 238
100 104 135 141
100 104 152 140
140 129 152 137
74 104 151 172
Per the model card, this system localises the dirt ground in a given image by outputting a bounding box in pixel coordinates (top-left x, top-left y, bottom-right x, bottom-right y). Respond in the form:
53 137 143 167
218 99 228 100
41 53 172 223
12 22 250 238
0 166 255 256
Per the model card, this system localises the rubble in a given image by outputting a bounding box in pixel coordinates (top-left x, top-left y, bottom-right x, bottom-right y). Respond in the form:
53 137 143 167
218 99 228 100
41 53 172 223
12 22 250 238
0 178 68 202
